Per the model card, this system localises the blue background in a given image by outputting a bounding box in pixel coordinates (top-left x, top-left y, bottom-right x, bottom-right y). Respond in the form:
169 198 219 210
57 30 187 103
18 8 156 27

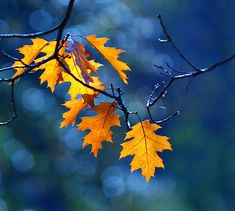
0 0 235 210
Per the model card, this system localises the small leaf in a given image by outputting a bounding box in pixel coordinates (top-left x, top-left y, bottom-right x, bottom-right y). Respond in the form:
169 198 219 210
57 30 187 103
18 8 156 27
60 98 88 128
85 35 131 84
12 38 48 77
78 102 121 156
34 41 67 92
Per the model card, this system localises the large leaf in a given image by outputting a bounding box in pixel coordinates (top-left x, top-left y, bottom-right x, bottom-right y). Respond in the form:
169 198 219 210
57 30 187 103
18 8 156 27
67 37 97 83
120 120 172 181
62 53 104 100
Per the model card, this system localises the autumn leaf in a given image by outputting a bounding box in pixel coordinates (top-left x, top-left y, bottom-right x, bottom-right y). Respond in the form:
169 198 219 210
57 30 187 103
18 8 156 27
60 98 88 128
120 120 172 181
62 53 104 100
85 35 131 84
12 38 48 77
78 102 120 157
12 38 67 92
34 41 67 92
82 93 97 107
67 37 98 83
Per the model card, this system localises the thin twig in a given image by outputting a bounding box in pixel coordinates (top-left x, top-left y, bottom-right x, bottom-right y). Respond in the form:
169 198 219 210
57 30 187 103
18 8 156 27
157 14 200 71
0 0 75 39
54 0 75 54
155 111 180 124
0 65 25 73
0 0 75 125
56 57 132 129
147 15 235 123
0 55 55 83
0 80 17 126
1 50 34 68
148 51 235 122
148 53 235 109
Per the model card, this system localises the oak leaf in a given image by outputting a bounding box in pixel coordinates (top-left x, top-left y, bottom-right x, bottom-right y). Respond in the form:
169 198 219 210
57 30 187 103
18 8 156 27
12 38 67 92
60 98 88 128
62 53 104 100
34 41 67 92
120 120 172 181
82 93 97 107
12 38 48 77
78 102 120 157
66 37 97 83
85 35 131 84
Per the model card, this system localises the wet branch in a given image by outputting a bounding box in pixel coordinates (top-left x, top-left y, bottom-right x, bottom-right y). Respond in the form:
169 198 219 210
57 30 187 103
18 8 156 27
157 14 200 71
147 15 235 123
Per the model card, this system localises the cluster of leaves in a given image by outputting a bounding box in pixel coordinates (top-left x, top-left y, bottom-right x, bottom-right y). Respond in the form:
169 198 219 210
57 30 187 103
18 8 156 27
11 34 172 181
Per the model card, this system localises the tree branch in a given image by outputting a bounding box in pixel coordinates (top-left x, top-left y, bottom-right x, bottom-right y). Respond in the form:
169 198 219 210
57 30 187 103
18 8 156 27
1 5 234 130
56 57 132 130
0 80 17 126
147 15 235 123
0 0 75 39
157 14 200 71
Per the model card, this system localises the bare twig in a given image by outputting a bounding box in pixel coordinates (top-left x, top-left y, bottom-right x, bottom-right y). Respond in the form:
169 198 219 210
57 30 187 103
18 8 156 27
0 80 17 126
1 4 234 130
0 1 75 125
0 55 55 83
157 14 200 71
0 0 75 39
147 15 235 123
0 54 56 125
0 65 25 73
54 0 75 54
155 111 180 124
0 0 132 129
56 57 132 129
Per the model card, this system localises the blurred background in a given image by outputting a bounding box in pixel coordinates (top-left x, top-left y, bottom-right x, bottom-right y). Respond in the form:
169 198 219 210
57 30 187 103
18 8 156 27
0 0 235 210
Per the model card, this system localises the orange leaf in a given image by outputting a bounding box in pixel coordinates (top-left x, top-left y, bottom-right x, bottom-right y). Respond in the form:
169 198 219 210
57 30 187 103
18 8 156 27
34 41 67 92
67 37 98 83
12 38 67 92
62 53 104 99
85 35 131 84
12 38 48 77
120 120 172 181
82 94 97 107
78 102 120 156
60 98 88 128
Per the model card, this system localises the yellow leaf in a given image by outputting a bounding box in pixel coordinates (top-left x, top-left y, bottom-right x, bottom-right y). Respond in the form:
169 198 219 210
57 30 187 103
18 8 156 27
60 98 88 128
12 38 48 77
78 102 120 156
120 120 172 181
34 41 67 92
85 35 131 84
66 38 98 83
62 54 104 99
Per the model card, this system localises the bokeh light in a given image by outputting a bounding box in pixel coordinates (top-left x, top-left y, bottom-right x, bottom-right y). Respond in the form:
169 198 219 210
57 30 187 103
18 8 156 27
0 0 234 210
